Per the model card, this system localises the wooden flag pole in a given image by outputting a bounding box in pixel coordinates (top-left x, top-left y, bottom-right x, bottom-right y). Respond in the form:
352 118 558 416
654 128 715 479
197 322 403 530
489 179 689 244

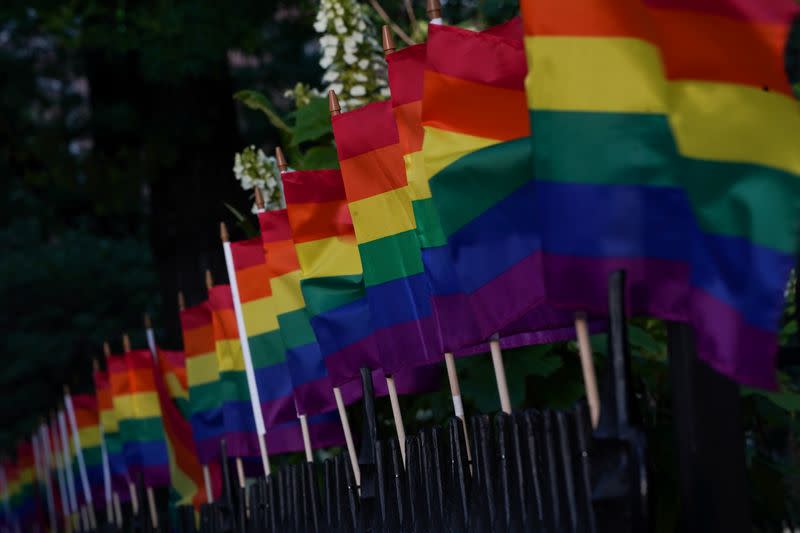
574 313 600 427
254 183 315 465
329 89 409 464
276 146 360 479
112 492 123 530
57 408 81 530
489 336 513 414
178 291 215 504
64 385 98 530
118 337 141 516
220 222 272 478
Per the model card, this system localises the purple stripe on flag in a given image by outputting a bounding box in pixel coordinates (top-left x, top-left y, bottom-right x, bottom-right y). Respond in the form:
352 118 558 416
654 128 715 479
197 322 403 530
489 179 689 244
690 287 778 389
540 253 690 321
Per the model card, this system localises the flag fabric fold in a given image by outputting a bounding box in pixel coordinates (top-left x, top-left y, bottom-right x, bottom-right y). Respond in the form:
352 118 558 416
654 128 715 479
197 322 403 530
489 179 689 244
522 0 800 387
154 347 218 508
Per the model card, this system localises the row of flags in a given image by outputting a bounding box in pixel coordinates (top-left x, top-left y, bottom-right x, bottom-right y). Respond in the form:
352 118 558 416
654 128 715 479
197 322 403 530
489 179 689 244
2 0 799 529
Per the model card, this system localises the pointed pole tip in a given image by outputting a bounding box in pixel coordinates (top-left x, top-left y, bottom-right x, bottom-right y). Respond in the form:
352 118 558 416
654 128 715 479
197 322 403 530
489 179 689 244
93 358 100 372
63 385 70 397
275 146 288 172
426 0 442 20
143 313 152 329
220 221 230 243
103 341 111 358
122 333 131 353
328 90 341 116
177 291 186 312
382 25 396 56
254 187 266 210
205 269 214 291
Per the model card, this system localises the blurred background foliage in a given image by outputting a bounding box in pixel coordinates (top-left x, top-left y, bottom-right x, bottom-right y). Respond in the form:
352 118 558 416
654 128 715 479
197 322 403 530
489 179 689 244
1 1 799 529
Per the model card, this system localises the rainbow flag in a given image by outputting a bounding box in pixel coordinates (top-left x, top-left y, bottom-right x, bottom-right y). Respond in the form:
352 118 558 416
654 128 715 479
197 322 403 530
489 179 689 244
229 236 298 428
14 442 37 530
179 301 226 465
522 0 800 387
283 169 441 392
70 394 105 509
108 350 169 487
283 169 382 387
258 209 364 416
207 284 262 458
208 284 321 456
93 366 130 498
3 461 20 529
331 99 441 374
231 225 348 448
417 22 577 353
154 347 217 508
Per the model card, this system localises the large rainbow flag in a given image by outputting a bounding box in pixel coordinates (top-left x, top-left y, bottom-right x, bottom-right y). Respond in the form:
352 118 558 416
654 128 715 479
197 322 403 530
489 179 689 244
108 350 170 487
179 301 226 465
258 209 365 416
70 394 105 509
93 365 130 498
283 169 440 393
522 0 800 387
417 22 577 353
331 99 441 374
154 347 216 508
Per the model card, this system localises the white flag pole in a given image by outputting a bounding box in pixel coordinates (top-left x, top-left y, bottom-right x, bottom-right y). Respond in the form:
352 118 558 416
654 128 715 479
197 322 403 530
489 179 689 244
33 428 56 533
64 386 97 530
45 417 70 527
57 409 80 530
221 222 271 478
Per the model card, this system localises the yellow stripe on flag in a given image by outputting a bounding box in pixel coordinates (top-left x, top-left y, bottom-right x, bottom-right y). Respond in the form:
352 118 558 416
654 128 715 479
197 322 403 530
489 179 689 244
526 36 667 114
295 235 363 279
270 270 305 315
214 339 247 373
421 127 499 188
348 186 417 243
241 297 279 337
186 352 219 387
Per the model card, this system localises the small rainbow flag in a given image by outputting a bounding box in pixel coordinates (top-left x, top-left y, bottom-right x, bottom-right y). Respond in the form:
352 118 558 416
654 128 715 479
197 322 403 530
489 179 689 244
108 350 169 487
70 394 105 509
207 284 263 458
93 366 130 498
179 301 226 465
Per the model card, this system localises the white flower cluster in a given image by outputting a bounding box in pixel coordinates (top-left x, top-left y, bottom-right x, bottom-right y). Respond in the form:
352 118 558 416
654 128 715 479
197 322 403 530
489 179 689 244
314 0 389 109
232 146 284 212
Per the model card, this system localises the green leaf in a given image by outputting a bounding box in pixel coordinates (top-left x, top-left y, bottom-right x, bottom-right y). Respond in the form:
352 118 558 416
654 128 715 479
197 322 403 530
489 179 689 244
743 387 800 413
291 97 332 146
298 145 340 170
233 90 291 134
629 324 666 359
